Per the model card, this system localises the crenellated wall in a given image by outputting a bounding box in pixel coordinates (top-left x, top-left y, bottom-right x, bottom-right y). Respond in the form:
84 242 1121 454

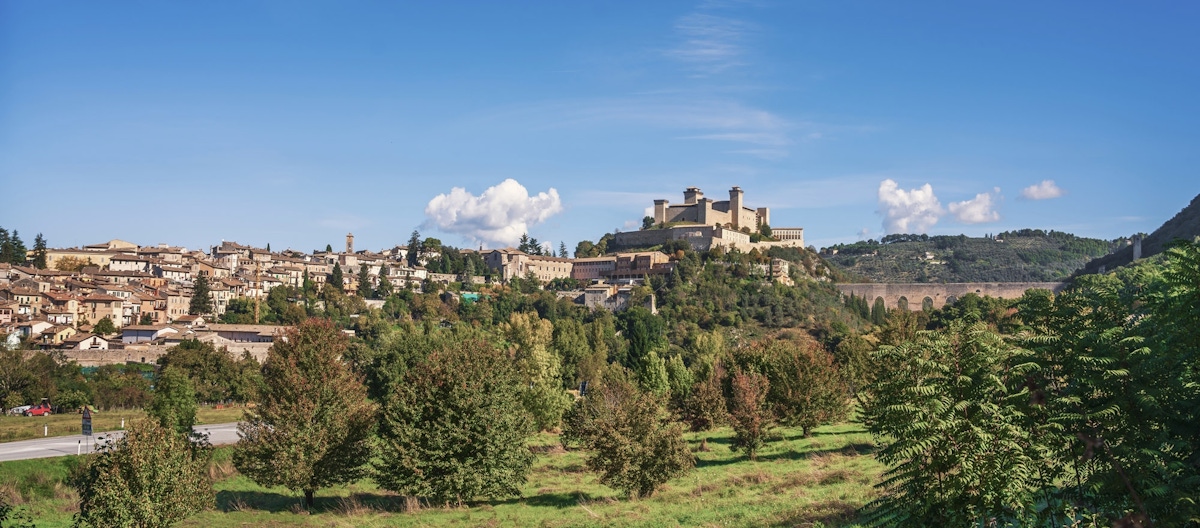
835 282 1066 311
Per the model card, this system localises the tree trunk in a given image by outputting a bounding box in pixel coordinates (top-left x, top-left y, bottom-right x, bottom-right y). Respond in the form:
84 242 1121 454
803 426 812 438
304 489 314 509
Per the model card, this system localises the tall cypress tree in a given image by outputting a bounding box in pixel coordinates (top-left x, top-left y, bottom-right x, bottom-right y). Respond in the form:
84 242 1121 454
9 231 26 265
406 230 421 267
189 275 213 315
31 233 48 269
356 263 372 298
0 228 12 264
329 262 344 292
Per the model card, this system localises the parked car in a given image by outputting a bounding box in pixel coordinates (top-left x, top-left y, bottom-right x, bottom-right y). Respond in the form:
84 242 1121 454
7 405 32 416
24 401 53 417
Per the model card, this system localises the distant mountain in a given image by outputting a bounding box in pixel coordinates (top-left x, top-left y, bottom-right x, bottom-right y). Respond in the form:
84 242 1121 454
1077 193 1200 276
823 230 1115 283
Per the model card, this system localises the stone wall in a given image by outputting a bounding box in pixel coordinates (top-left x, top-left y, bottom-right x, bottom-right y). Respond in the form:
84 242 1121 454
835 282 1065 311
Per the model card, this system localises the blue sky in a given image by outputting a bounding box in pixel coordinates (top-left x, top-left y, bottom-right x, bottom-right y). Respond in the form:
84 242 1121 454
2 1 1198 253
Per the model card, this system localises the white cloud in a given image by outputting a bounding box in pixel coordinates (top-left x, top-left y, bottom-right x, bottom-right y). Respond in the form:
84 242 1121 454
424 179 563 248
877 179 944 234
1020 180 1064 200
948 189 1002 224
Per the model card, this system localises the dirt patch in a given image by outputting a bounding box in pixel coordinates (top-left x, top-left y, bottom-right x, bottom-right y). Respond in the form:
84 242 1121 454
773 499 859 526
530 444 567 455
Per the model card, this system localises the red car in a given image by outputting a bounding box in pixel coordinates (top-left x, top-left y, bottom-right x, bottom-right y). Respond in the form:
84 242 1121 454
24 401 52 417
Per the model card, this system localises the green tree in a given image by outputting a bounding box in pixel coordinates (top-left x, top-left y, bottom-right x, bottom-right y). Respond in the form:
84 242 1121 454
641 216 654 230
562 368 694 498
376 265 393 298
862 322 1045 526
870 296 887 325
681 362 728 432
757 340 848 437
189 275 213 315
501 312 572 431
406 230 421 267
146 366 198 437
375 336 534 503
7 231 25 265
31 233 47 269
233 319 375 509
72 419 213 528
92 316 117 336
356 263 372 298
559 241 568 258
328 262 344 292
637 349 669 396
138 312 155 325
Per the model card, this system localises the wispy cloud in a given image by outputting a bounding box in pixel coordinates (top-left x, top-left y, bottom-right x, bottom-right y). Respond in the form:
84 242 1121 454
665 13 754 76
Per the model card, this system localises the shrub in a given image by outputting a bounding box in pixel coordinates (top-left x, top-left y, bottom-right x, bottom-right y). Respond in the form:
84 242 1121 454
374 337 534 503
563 368 694 498
72 419 213 528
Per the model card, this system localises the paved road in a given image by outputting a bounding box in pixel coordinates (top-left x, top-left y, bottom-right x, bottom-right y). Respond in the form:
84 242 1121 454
0 422 241 462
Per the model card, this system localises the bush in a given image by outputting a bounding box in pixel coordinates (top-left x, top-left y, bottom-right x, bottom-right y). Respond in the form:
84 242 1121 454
562 368 693 498
72 419 213 528
374 337 534 503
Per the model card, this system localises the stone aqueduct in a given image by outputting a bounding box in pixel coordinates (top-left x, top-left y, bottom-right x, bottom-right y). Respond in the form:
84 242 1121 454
835 282 1066 311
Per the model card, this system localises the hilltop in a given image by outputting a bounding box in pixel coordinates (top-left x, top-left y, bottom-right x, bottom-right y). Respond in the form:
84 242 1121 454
822 230 1114 283
1076 193 1200 276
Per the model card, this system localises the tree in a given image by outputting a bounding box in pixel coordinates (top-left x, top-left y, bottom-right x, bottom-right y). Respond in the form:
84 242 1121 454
55 256 90 272
407 230 421 267
562 368 693 498
92 316 117 336
759 340 848 437
871 296 887 325
759 223 772 238
862 323 1045 526
138 313 154 325
325 243 333 253
7 231 25 265
681 362 728 432
356 263 372 298
501 312 572 431
233 319 375 509
146 366 198 437
559 241 568 258
30 233 47 269
575 240 597 258
728 369 771 460
375 336 535 503
189 274 213 315
376 265 393 298
642 216 655 230
329 262 344 292
72 418 212 528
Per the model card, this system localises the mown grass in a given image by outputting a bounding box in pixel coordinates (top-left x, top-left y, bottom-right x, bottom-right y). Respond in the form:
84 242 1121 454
2 421 882 527
0 405 247 442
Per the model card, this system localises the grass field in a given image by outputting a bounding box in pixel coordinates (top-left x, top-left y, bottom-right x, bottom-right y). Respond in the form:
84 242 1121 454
0 405 248 443
0 420 882 527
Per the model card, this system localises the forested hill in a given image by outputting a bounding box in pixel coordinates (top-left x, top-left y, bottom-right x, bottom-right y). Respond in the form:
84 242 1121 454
822 230 1114 283
1076 193 1200 276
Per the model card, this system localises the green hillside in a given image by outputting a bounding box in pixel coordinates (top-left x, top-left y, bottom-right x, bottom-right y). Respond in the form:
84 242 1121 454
1077 193 1200 276
822 230 1115 283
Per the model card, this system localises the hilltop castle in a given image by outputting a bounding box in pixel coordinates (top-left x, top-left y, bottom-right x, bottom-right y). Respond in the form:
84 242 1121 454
615 186 804 252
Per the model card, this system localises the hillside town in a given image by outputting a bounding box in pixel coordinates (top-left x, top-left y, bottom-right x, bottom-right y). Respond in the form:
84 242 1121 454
0 186 806 365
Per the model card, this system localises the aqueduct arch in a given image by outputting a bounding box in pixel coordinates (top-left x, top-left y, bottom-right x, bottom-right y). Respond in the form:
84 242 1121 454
836 282 1066 312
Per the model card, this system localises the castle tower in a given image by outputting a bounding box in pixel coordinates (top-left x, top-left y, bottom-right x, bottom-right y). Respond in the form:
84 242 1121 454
346 233 354 254
1133 235 1142 261
653 199 669 224
683 187 703 205
729 186 744 229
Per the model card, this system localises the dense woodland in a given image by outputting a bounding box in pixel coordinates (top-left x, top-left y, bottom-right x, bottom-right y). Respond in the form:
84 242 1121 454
2 232 1199 526
823 230 1116 283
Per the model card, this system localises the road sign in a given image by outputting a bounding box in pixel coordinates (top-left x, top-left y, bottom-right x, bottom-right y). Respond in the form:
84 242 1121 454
82 408 92 436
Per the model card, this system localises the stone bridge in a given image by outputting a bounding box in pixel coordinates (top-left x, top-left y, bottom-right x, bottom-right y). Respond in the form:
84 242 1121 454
835 282 1066 311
